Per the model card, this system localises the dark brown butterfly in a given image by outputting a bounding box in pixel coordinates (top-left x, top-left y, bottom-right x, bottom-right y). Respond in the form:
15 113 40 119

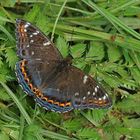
15 19 112 113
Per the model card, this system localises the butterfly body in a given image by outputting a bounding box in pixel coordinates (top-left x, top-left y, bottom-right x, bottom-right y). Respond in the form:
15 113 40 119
15 19 112 113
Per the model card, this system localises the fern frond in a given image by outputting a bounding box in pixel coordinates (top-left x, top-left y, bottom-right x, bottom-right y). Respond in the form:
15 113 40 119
63 119 83 131
116 93 140 113
77 128 101 140
70 43 86 58
86 41 105 61
82 110 108 127
0 88 11 101
0 57 3 68
5 48 18 69
56 36 68 58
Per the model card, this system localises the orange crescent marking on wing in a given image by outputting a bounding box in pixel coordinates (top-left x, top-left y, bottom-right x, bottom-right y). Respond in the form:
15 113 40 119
88 99 109 106
19 24 26 42
21 60 25 67
48 100 54 104
21 66 25 73
33 88 39 95
94 100 98 104
54 102 60 106
20 61 30 84
42 96 48 101
29 83 33 90
98 101 103 104
59 103 65 107
98 101 104 106
25 77 30 84
88 100 92 103
23 72 27 78
65 102 71 106
38 92 43 97
20 25 24 32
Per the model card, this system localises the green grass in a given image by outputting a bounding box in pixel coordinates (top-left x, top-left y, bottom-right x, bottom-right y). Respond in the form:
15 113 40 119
0 0 140 140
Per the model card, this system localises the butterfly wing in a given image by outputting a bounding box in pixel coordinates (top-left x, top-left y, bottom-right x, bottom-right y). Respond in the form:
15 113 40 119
15 19 62 60
15 19 62 96
15 19 112 113
35 65 112 112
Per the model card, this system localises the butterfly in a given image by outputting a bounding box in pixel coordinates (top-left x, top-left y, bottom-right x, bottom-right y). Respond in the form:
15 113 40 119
15 19 112 113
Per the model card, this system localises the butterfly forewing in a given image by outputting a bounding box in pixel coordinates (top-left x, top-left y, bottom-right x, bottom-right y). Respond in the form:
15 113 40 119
15 19 62 97
16 19 62 61
15 19 112 113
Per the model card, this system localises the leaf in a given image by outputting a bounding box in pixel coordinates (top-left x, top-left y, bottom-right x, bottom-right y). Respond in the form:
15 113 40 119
45 112 61 124
24 5 41 22
103 120 122 140
24 124 41 134
70 43 86 58
123 118 140 129
91 110 108 124
107 44 122 62
23 134 37 140
119 79 138 90
122 49 134 65
129 51 140 70
82 110 108 127
72 58 86 70
77 128 101 140
9 130 19 140
0 25 14 42
124 6 140 16
63 119 83 131
0 0 16 7
116 93 140 114
36 14 49 34
86 41 104 61
0 64 11 82
0 57 3 68
0 88 11 101
23 124 41 140
130 67 140 85
117 118 140 140
0 10 9 25
5 48 18 69
0 132 9 140
99 73 120 88
56 36 68 58
95 62 128 78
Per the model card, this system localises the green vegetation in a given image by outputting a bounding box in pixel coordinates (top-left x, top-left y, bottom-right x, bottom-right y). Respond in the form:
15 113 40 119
0 0 140 140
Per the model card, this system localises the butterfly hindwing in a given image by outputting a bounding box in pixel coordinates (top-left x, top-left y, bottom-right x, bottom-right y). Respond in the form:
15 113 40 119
35 65 112 112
